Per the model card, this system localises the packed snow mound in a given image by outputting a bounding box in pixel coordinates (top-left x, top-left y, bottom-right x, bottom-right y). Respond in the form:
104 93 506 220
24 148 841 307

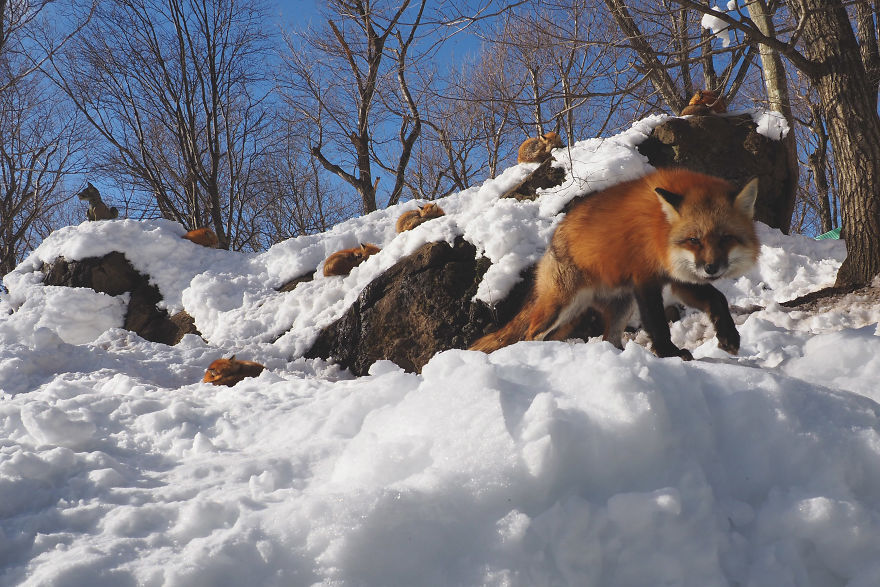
2 112 880 586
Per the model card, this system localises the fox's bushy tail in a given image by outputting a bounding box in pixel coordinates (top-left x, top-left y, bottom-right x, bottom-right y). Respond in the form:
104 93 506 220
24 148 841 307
469 306 533 353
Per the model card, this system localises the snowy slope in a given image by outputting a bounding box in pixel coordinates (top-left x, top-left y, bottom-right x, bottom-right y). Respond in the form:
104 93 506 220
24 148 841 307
2 113 880 586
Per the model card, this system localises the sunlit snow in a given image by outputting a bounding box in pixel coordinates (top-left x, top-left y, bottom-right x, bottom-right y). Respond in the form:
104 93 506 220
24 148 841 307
2 112 880 586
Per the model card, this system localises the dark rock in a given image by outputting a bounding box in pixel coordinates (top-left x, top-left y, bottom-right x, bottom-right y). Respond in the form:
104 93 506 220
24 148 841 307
304 238 532 375
500 158 567 201
41 252 200 345
276 272 314 293
637 114 792 230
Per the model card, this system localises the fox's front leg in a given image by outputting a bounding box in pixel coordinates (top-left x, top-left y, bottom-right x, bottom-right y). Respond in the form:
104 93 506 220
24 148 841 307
671 282 739 354
634 282 693 360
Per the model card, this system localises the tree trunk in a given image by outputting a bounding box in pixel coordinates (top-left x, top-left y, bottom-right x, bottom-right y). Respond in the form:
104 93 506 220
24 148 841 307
746 0 798 234
808 103 834 233
795 0 880 286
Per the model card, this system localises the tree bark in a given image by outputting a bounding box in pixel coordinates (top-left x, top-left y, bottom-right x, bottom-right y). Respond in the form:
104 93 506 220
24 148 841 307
746 0 799 234
793 0 880 286
808 103 834 233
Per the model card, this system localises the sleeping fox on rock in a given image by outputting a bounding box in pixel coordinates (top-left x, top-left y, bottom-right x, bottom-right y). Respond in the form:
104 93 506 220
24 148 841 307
396 202 446 233
182 227 219 248
680 89 727 116
323 243 381 277
517 131 564 164
203 356 265 386
469 168 760 360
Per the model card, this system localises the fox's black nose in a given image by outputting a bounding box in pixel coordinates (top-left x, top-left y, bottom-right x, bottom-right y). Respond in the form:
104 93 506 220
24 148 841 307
704 263 720 275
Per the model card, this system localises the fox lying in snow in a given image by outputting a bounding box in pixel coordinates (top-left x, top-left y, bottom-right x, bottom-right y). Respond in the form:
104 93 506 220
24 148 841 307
323 243 381 277
517 131 564 164
182 227 219 248
203 356 265 386
395 203 446 233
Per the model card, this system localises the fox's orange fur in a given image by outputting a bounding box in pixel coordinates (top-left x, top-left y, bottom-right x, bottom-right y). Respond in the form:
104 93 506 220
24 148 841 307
323 243 381 277
395 202 446 233
203 355 265 386
517 131 564 164
470 168 760 359
182 227 219 248
680 89 727 116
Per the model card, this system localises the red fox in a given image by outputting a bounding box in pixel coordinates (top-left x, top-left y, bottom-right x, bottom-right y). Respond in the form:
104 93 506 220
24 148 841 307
323 243 381 277
202 355 265 386
182 227 219 248
396 202 446 233
517 131 564 164
469 168 760 359
680 89 727 116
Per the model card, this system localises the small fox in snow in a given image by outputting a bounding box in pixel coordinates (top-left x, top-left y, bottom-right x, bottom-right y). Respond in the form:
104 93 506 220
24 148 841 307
202 356 265 386
680 89 727 116
517 131 564 164
323 243 381 277
182 227 219 248
395 203 446 233
469 168 760 360
77 183 119 221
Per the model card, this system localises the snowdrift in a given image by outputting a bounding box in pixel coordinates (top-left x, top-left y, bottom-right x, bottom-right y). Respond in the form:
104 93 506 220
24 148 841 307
2 113 880 586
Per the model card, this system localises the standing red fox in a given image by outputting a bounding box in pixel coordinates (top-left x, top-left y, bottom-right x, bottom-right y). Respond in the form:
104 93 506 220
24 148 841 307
470 168 760 359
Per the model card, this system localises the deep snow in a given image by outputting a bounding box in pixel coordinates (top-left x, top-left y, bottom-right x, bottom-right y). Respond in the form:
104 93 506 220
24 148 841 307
2 112 880 586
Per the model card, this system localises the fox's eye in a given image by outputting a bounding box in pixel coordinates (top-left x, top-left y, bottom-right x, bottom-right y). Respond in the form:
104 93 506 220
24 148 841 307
687 237 701 246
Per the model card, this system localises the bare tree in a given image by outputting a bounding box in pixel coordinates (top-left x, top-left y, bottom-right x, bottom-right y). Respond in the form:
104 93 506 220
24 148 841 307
255 119 356 245
46 0 275 250
0 68 89 276
284 0 427 214
806 101 835 234
406 0 628 197
0 0 93 278
1 0 94 93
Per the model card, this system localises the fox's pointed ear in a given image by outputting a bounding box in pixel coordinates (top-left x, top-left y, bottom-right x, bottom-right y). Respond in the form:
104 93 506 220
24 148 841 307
734 177 759 218
655 187 684 221
229 355 236 362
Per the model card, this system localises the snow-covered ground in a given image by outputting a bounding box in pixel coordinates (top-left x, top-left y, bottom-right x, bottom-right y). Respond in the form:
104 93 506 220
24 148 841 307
2 113 880 586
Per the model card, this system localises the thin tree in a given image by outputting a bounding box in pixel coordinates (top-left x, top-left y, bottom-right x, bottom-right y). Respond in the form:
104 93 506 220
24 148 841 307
0 0 93 277
46 0 275 250
284 0 427 214
0 67 89 276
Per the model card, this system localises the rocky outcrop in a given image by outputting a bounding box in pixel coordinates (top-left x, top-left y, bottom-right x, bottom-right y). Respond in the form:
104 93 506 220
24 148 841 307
305 239 533 375
500 157 568 201
306 116 791 374
41 252 199 345
637 113 792 230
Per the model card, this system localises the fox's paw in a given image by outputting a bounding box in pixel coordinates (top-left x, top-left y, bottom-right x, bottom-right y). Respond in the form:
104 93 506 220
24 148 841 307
653 343 693 361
